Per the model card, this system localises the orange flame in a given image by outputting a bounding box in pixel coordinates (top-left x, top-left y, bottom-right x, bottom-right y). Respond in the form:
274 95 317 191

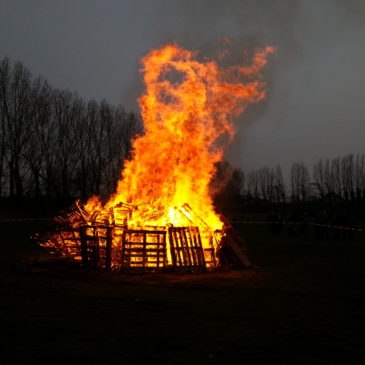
46 43 274 267
90 44 273 228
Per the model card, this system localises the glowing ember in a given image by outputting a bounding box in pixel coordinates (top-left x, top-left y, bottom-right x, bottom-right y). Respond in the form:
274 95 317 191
42 43 274 270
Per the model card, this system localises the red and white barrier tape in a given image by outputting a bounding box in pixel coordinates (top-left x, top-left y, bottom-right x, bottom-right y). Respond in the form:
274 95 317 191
232 221 364 232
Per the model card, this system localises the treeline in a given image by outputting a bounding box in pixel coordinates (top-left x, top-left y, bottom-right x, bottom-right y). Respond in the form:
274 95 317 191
0 57 142 201
1 57 364 217
216 154 365 217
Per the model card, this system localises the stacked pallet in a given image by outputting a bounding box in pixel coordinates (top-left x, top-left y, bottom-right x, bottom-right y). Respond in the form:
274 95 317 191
43 203 252 272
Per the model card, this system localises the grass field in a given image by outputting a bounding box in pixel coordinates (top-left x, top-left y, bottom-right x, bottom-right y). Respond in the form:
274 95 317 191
0 216 364 364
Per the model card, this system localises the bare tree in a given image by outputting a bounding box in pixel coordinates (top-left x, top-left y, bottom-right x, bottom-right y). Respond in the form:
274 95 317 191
52 89 80 199
246 169 260 200
0 58 10 197
88 100 109 196
3 62 36 198
74 99 97 198
274 164 286 203
22 76 53 198
341 154 354 202
313 159 326 198
354 154 365 202
228 168 245 197
290 162 310 202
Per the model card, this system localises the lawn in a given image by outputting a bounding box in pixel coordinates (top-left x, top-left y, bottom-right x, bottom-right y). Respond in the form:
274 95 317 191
0 216 364 364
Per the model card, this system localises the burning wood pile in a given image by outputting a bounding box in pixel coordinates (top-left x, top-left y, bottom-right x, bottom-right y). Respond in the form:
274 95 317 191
43 201 251 271
41 42 274 272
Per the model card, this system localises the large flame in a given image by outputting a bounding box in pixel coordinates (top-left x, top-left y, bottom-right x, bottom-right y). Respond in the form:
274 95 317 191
87 43 274 229
44 43 274 268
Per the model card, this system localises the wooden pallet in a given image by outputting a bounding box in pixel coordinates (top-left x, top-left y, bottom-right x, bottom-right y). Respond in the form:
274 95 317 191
168 226 207 270
57 229 82 260
120 229 167 271
52 224 220 272
79 225 113 270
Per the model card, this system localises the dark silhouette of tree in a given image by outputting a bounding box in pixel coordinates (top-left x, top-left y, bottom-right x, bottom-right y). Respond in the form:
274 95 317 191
290 162 310 202
4 61 35 198
0 58 10 197
23 76 52 199
0 57 142 202
244 165 285 205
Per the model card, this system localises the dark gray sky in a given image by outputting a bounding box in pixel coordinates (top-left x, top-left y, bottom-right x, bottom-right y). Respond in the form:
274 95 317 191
1 0 364 173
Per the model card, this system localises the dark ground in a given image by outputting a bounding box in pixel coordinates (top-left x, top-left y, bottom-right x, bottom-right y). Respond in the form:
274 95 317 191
0 214 364 364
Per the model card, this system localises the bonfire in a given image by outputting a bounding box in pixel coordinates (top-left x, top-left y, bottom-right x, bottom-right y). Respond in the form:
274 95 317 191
41 43 274 271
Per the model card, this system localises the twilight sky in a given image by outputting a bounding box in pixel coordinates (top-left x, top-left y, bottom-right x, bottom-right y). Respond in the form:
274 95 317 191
0 0 364 174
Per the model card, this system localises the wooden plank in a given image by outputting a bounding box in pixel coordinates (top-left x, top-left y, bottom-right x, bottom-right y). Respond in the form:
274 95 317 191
181 228 192 266
123 248 166 253
173 229 182 266
142 232 147 267
175 228 183 266
192 229 203 265
127 229 166 235
156 232 160 268
168 227 177 267
178 229 186 266
193 227 206 266
105 226 112 271
162 232 167 267
79 226 88 267
184 227 195 265
188 227 200 265
120 230 128 268
181 228 189 266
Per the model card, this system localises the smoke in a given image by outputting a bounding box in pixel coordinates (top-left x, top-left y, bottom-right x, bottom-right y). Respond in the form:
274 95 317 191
1 0 364 174
124 0 365 174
